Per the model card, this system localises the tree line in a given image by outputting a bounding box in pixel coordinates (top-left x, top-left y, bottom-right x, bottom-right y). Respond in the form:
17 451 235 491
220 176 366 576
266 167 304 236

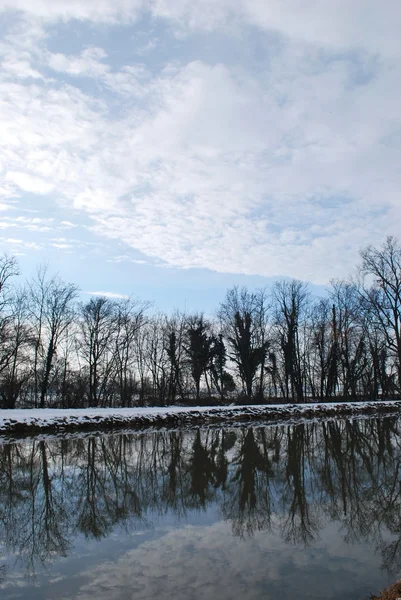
1 235 401 408
1 419 401 579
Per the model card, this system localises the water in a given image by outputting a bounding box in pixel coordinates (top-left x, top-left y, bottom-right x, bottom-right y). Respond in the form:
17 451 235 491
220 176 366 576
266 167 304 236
0 417 400 599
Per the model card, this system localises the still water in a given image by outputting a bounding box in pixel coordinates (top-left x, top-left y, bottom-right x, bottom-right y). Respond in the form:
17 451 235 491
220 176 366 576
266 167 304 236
0 417 400 599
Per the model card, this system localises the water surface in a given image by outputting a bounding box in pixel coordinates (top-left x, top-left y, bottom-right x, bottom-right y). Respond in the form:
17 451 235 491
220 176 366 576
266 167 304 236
0 417 400 599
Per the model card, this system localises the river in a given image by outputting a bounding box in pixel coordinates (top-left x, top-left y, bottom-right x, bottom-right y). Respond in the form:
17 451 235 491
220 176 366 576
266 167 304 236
0 417 399 599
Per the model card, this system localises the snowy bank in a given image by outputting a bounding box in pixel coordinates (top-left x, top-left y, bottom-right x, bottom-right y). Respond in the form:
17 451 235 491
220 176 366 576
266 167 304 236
0 400 401 439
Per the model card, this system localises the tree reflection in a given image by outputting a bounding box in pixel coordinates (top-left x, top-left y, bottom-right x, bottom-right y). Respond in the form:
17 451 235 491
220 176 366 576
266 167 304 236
1 417 401 579
0 440 71 578
281 425 320 545
222 428 273 537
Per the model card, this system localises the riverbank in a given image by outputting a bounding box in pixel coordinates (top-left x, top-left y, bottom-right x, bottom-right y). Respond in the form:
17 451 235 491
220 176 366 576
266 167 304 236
1 400 401 440
371 579 401 599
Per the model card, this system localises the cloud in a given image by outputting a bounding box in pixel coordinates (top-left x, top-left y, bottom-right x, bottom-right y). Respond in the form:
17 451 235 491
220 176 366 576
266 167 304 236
1 236 42 251
153 0 401 56
107 255 148 265
51 242 73 249
0 2 400 284
0 0 145 24
0 216 54 232
47 47 109 78
89 55 401 281
1 1 400 57
6 171 55 194
62 520 385 600
83 291 129 299
60 221 77 229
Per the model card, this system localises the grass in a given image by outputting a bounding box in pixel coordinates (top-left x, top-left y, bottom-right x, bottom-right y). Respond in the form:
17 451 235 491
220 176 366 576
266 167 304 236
371 580 401 600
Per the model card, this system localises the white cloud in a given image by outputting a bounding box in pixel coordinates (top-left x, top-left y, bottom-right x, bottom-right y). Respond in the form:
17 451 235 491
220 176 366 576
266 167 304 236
5 237 22 243
47 47 109 78
155 0 401 57
242 0 401 56
0 216 54 232
0 2 400 284
1 58 43 79
62 521 384 600
60 221 77 229
5 171 54 194
89 55 401 281
83 290 129 299
1 236 42 250
1 1 401 58
0 0 145 24
108 255 148 265
51 242 73 249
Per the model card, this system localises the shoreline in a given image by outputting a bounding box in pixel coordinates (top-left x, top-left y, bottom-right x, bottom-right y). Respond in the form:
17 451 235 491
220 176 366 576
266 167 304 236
1 400 401 441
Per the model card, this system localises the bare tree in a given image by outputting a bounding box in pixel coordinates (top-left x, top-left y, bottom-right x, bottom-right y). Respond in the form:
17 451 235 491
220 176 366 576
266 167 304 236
142 314 170 405
0 255 18 308
79 297 117 407
272 280 310 402
359 236 401 392
0 255 20 378
113 298 149 407
28 268 78 408
329 280 367 399
307 298 339 400
0 288 32 408
3 236 401 408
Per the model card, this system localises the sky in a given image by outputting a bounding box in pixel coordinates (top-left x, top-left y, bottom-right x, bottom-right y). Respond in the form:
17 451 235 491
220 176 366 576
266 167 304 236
0 1 400 313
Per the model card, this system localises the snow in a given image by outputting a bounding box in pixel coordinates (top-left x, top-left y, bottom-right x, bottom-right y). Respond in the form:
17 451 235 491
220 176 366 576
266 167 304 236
0 400 401 440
